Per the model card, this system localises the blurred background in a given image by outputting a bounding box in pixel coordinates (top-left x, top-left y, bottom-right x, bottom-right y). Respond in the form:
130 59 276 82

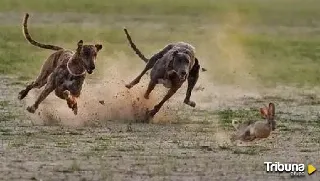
1 0 319 88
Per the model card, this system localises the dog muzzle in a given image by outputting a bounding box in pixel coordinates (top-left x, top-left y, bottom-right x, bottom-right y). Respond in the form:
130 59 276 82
87 69 93 74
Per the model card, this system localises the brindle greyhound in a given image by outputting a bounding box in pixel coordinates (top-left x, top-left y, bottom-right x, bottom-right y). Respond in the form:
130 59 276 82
18 13 103 115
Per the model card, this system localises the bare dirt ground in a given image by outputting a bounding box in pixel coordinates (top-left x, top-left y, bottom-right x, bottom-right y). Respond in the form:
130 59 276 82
0 8 319 180
1 73 319 181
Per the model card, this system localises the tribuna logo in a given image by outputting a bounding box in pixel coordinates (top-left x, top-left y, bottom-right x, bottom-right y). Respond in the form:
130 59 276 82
264 162 305 176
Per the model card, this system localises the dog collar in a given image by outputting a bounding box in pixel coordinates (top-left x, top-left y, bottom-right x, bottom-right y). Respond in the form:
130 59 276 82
67 57 86 76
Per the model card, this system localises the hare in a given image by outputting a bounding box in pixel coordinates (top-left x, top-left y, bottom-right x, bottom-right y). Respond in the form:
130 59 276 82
231 103 276 142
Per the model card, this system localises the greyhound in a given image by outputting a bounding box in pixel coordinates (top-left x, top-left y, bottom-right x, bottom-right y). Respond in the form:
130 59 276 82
123 28 203 122
18 13 103 115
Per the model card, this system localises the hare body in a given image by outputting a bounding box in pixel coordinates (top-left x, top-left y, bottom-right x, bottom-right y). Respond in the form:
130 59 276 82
231 103 276 142
249 121 272 138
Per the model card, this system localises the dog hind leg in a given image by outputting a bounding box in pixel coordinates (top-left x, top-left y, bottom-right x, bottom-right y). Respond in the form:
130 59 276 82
18 81 37 100
184 58 200 107
18 69 51 100
125 44 174 89
144 80 157 99
26 75 55 113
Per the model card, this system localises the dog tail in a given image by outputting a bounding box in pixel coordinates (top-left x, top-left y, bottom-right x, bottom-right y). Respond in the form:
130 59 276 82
123 28 149 63
22 13 63 51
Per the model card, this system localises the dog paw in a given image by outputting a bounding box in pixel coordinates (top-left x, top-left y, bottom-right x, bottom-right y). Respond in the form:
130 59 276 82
72 106 78 115
147 109 157 117
69 101 78 115
189 101 196 107
18 90 26 100
67 100 73 108
184 100 196 107
67 97 77 109
143 109 155 123
27 106 36 113
144 94 150 99
125 84 133 89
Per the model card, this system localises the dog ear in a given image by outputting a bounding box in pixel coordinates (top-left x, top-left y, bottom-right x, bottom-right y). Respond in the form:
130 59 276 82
77 40 83 52
95 44 103 52
77 40 83 47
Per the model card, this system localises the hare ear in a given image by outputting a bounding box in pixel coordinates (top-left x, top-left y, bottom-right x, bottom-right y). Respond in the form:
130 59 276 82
260 107 268 119
268 102 275 118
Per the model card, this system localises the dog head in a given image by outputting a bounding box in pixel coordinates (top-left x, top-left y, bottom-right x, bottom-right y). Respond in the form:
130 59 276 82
75 40 102 74
171 50 192 81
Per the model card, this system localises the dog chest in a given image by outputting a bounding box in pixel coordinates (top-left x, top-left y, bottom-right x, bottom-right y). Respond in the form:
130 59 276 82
157 78 172 88
64 79 76 88
63 75 85 95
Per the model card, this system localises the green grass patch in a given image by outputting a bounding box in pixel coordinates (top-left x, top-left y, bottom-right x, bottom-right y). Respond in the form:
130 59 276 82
216 108 260 127
0 100 10 107
241 34 320 86
233 147 259 155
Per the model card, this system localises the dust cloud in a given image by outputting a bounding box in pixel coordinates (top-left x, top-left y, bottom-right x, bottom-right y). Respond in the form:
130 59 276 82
192 11 263 110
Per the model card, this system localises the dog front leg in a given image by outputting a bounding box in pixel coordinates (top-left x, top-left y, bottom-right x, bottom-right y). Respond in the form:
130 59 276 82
145 87 179 122
144 80 157 99
27 80 54 113
184 58 200 107
55 88 78 115
62 90 78 115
